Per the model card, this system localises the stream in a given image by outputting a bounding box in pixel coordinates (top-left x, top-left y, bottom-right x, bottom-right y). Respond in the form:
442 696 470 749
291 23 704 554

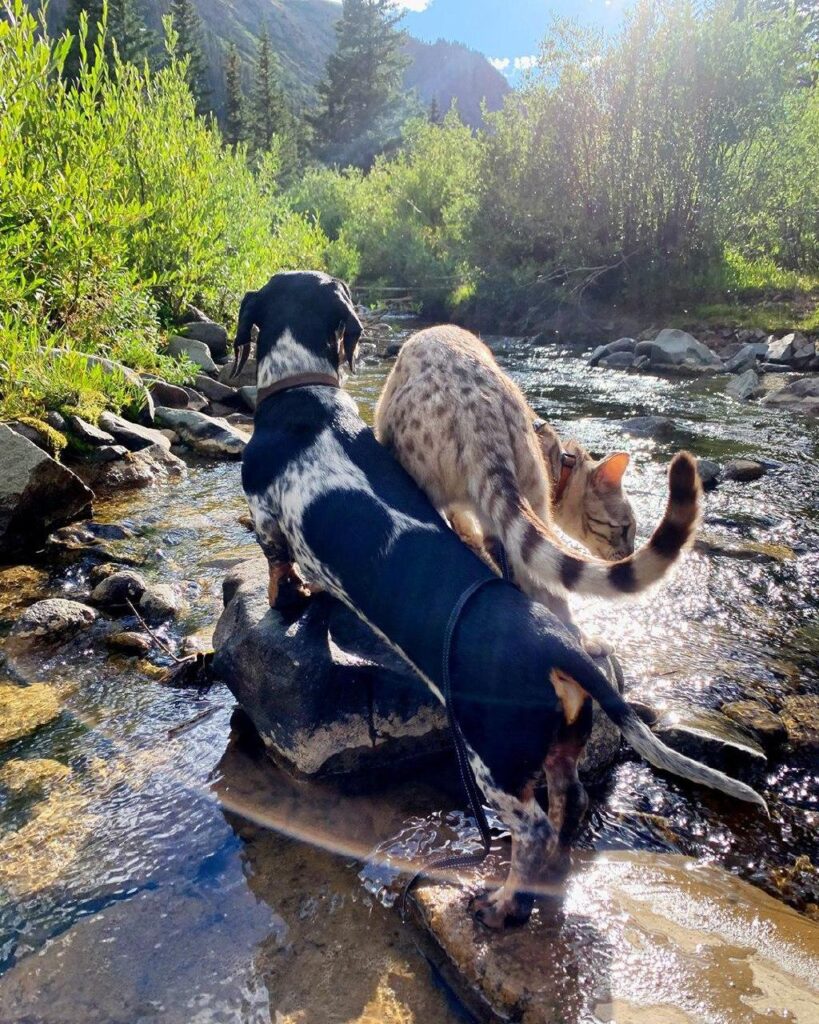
0 320 817 1022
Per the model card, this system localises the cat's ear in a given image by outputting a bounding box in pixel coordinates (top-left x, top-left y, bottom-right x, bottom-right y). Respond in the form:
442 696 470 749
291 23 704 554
594 452 630 489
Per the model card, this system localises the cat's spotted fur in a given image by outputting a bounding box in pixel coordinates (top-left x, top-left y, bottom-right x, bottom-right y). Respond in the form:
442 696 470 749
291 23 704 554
374 325 701 628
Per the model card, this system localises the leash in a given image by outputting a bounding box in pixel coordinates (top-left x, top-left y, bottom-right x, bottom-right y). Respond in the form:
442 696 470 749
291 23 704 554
400 575 504 919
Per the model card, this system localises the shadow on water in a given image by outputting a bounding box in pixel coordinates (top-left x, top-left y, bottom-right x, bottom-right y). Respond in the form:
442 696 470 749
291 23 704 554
0 327 817 1020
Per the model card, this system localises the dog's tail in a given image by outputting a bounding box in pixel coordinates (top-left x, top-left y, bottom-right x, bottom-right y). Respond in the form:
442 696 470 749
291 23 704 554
553 645 768 812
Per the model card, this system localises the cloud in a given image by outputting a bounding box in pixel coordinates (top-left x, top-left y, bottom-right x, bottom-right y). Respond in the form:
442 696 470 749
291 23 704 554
394 0 433 10
513 55 537 71
489 57 510 71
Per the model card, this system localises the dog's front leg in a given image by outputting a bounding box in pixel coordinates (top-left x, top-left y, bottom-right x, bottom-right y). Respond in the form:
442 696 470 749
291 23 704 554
251 510 311 611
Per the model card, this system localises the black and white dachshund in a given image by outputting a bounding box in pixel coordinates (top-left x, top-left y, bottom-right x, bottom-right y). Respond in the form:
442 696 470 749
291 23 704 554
238 271 766 929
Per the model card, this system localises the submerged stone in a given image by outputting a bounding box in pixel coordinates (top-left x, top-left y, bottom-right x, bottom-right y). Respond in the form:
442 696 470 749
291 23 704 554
0 683 61 747
652 705 766 776
0 757 71 796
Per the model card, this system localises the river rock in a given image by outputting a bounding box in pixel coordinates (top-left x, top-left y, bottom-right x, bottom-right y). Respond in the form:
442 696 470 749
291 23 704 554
0 684 62 747
408 851 819 1024
139 582 184 622
598 351 634 370
621 415 676 438
182 321 229 358
178 386 208 413
212 558 622 782
153 407 247 458
106 630 153 654
780 695 819 759
218 355 257 389
696 458 721 490
725 368 761 401
0 757 71 796
66 414 115 447
723 458 766 482
0 565 50 621
721 700 786 753
166 335 218 374
97 412 172 452
792 337 817 370
724 341 767 373
635 329 723 370
73 444 186 491
239 386 258 411
651 706 766 777
0 425 93 557
90 570 147 608
193 374 241 405
146 378 189 409
8 598 98 648
762 376 819 416
588 337 636 366
766 332 803 363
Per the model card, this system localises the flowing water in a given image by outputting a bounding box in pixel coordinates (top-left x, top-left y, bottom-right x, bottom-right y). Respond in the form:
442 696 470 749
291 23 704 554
0 322 817 1022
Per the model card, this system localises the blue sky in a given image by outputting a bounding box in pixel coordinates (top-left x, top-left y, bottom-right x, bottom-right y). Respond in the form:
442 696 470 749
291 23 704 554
395 0 629 74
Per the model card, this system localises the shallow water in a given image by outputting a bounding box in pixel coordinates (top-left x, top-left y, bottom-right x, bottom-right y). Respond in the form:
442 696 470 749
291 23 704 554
0 326 817 1022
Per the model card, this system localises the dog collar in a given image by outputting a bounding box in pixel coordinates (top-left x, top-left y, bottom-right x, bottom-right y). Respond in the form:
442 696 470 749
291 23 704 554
553 451 577 505
255 373 341 409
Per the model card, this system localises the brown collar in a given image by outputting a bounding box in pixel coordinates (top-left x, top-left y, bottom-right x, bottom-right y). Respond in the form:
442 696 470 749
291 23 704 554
553 451 577 505
256 372 340 409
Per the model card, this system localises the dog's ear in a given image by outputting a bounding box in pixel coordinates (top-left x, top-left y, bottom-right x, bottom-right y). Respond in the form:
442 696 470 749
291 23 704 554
231 290 260 379
338 311 363 374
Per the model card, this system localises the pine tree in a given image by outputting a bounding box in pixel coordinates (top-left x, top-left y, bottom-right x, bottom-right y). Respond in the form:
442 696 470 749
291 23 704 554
428 95 440 124
63 0 154 80
169 0 211 116
250 27 290 153
223 43 245 147
313 0 410 167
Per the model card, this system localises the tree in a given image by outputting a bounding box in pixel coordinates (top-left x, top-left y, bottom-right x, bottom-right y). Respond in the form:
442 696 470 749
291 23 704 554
250 27 288 153
168 0 210 116
428 95 440 124
312 0 410 167
223 43 245 147
63 0 153 79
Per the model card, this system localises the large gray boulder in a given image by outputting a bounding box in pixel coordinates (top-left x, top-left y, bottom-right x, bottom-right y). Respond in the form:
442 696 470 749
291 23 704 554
762 377 819 417
153 407 247 458
726 368 761 401
0 425 93 557
166 336 218 374
97 412 172 452
182 321 229 358
213 558 622 782
636 329 723 371
218 355 257 389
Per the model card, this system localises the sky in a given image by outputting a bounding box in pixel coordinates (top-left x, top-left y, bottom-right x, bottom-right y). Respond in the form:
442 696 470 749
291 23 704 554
395 0 629 77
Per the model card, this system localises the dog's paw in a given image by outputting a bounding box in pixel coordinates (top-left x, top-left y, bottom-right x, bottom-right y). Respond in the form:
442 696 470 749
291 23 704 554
469 890 533 930
581 634 612 659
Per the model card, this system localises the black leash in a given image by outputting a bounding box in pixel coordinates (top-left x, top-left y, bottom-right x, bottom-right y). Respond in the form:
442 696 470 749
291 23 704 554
400 575 504 919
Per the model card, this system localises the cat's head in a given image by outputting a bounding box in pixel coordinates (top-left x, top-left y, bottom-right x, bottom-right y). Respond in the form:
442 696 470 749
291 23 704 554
537 431 636 560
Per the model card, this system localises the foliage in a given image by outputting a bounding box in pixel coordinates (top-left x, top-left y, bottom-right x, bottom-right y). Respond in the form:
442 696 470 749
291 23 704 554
312 0 412 168
63 0 154 79
223 42 245 148
168 0 209 116
249 26 300 180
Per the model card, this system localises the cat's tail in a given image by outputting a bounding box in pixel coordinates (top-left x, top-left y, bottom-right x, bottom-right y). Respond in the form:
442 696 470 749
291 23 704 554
485 451 701 600
550 649 768 811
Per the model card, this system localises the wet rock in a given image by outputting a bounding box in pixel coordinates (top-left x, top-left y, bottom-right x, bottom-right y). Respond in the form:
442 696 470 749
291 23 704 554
166 335 218 374
0 425 93 557
193 374 241 405
66 414 115 447
153 407 247 458
213 558 622 782
225 412 254 432
762 376 819 416
409 851 819 1024
0 565 50 621
652 706 766 776
90 569 147 608
139 582 183 622
106 630 153 654
695 534 795 563
43 522 143 568
8 598 98 648
725 367 761 401
721 700 786 753
780 695 819 759
696 458 721 490
182 321 228 358
97 412 172 452
598 351 634 370
588 337 636 366
723 458 766 482
239 385 258 411
635 329 723 370
0 757 71 796
621 415 676 438
73 444 186 491
218 355 257 389
759 361 792 373
723 341 767 373
0 683 61 746
146 377 189 408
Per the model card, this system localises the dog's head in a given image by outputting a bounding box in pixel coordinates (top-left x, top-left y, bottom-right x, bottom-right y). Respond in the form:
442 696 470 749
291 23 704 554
231 271 363 381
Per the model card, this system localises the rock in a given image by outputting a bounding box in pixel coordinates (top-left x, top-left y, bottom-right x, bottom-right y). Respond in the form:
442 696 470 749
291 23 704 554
0 757 71 796
97 412 172 452
182 321 229 358
8 598 98 648
0 425 93 557
66 414 115 447
72 444 186 491
146 377 190 408
588 337 636 366
225 413 254 431
90 570 147 608
193 374 241 405
213 558 622 782
723 345 763 374
0 684 62 747
181 386 208 412
766 332 804 363
106 631 153 654
153 407 247 458
763 376 819 416
166 335 218 374
408 851 819 1024
759 361 792 373
635 328 723 369
723 458 766 482
7 419 62 454
139 582 183 622
239 385 258 411
725 367 761 401
598 351 634 370
780 695 819 759
721 700 786 753
621 415 676 438
85 444 130 463
0 565 50 621
45 410 67 431
43 523 143 568
652 706 765 776
218 355 257 389
696 458 722 490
